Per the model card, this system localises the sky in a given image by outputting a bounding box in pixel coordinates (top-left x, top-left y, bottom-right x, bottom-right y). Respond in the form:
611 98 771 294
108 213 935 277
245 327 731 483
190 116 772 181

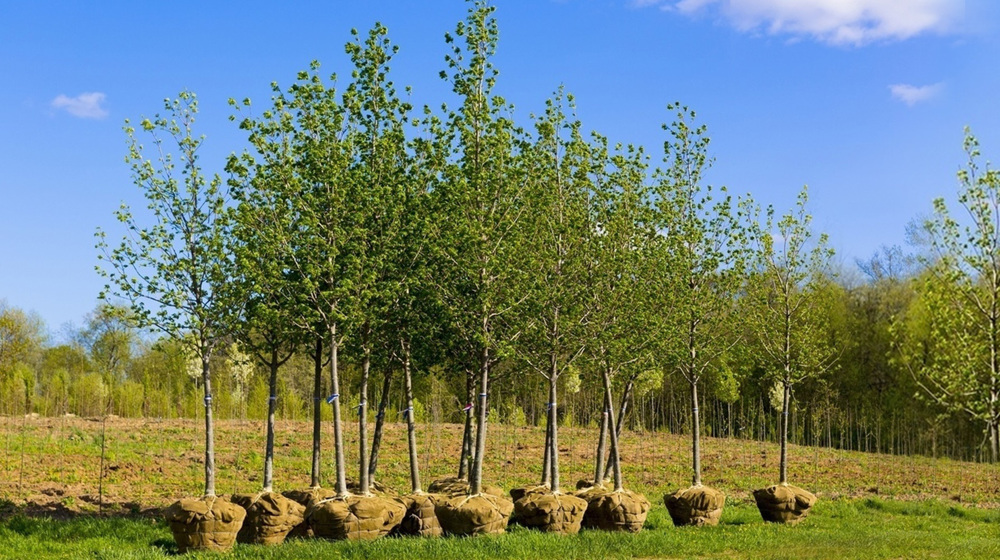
1 0 998 336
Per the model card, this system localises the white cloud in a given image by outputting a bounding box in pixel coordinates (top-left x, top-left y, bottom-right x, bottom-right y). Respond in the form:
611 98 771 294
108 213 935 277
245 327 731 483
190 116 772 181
888 83 944 106
51 92 109 119
643 0 964 46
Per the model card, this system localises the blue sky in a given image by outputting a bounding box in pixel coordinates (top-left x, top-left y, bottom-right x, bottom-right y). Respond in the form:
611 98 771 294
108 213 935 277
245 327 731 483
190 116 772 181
1 0 997 334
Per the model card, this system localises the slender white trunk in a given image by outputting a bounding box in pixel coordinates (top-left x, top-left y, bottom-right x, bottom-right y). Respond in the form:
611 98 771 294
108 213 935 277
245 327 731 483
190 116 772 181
310 337 322 488
202 351 216 497
263 349 278 493
330 325 347 496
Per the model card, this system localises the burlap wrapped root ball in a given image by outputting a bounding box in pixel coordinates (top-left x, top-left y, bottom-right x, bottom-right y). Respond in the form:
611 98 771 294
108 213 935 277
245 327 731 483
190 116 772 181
427 477 504 498
435 493 514 536
575 478 608 491
163 496 246 553
347 479 393 496
306 494 405 541
509 484 549 503
578 489 650 533
230 491 305 545
512 492 588 534
664 486 725 527
394 492 444 537
753 484 817 524
282 488 330 539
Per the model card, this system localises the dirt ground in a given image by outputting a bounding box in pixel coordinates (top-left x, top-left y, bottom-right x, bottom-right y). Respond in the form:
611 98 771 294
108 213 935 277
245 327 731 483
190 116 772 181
1 415 998 518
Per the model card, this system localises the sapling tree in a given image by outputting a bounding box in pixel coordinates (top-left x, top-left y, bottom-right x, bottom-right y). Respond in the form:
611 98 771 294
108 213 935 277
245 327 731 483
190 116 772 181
746 187 835 524
749 187 838 484
515 92 593 497
97 92 246 551
658 105 747 486
655 105 749 526
431 0 529 498
228 153 303 496
97 92 235 498
895 130 1000 462
584 136 658 493
340 23 413 496
231 62 355 497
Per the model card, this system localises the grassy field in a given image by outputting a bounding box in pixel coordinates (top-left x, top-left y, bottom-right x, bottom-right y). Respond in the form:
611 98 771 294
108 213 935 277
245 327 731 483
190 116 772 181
1 416 1000 558
2 499 999 559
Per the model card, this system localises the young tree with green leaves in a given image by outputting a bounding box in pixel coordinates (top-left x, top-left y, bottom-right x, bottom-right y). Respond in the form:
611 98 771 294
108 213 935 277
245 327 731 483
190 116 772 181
895 130 1000 463
507 92 591 533
96 92 245 552
339 23 414 503
656 104 748 527
748 186 835 523
430 0 520 535
576 136 655 532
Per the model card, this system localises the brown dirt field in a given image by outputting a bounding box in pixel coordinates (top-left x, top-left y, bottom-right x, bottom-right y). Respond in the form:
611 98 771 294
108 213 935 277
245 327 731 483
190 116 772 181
1 415 998 518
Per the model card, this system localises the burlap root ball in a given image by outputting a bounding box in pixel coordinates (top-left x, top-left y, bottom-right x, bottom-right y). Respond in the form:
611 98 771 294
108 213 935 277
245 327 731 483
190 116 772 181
427 477 504 498
509 484 550 503
347 479 393 496
163 496 246 553
230 491 305 546
664 485 726 527
306 494 405 541
394 492 444 537
512 492 588 534
752 484 817 524
575 478 609 491
578 489 650 533
435 493 514 536
282 488 330 539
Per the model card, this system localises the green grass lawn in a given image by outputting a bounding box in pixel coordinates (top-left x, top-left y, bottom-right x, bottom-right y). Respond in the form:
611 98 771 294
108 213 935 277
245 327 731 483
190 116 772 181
2 499 999 559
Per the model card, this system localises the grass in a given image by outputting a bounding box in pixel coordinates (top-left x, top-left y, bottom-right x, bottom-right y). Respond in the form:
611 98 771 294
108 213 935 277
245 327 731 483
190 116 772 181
1 499 999 559
1 416 1000 557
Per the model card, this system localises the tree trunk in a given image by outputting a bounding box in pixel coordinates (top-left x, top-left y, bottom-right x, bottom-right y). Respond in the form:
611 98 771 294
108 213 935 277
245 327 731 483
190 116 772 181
201 351 216 497
458 371 475 480
330 325 347 496
593 390 609 484
470 346 489 495
311 337 323 488
603 377 632 478
541 412 552 486
402 341 421 493
691 380 701 487
358 336 371 495
780 381 790 484
368 368 393 482
263 349 278 492
601 366 623 492
548 361 560 493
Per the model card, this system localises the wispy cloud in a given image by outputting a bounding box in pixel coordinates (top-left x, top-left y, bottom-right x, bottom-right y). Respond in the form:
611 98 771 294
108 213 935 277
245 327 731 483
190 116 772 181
639 0 964 46
888 83 944 106
51 92 109 119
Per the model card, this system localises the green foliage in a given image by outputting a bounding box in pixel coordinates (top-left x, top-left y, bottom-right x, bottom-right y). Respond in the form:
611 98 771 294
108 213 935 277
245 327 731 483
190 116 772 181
747 186 839 388
894 129 1000 461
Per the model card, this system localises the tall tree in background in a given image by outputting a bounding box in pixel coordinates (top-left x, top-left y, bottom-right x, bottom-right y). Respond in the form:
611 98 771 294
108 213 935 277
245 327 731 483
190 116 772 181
656 104 747 527
896 130 1000 463
76 303 137 410
749 187 835 523
96 92 245 552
